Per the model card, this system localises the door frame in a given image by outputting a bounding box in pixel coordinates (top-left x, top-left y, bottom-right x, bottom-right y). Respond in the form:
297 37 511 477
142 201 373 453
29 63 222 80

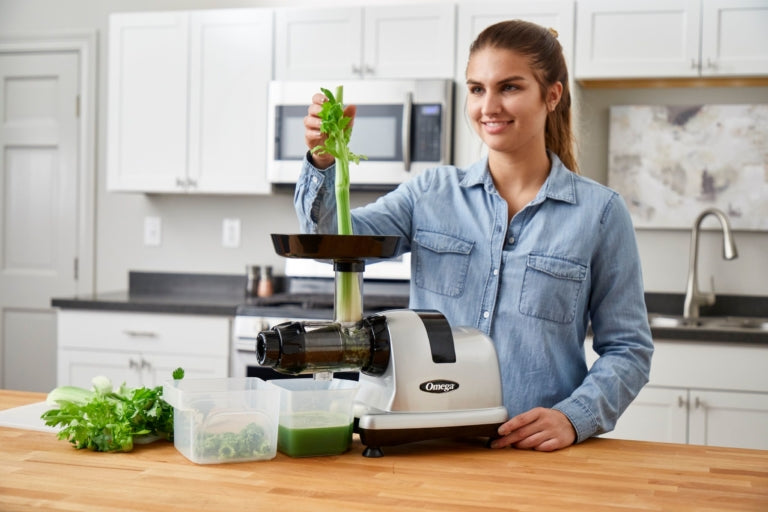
0 32 97 296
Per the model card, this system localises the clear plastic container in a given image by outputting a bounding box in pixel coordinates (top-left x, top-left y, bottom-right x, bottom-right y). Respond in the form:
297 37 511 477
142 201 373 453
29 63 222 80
271 378 360 457
163 377 280 464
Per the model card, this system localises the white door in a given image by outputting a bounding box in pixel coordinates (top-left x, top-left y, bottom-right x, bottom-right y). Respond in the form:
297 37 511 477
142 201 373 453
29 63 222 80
0 50 80 392
188 9 273 194
107 12 189 192
601 386 689 444
688 390 768 450
363 5 456 79
700 0 768 76
574 0 701 79
275 7 363 79
58 349 144 390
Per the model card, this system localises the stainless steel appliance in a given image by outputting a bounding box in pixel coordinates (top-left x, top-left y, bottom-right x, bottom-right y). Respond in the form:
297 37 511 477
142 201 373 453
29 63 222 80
255 234 508 457
267 79 454 188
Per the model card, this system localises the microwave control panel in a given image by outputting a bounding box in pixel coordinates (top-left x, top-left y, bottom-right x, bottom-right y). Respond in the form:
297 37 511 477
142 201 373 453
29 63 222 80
412 104 443 162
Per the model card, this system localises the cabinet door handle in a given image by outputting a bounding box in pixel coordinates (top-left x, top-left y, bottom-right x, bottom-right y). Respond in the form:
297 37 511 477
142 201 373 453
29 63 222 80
705 58 717 70
690 58 699 70
123 330 158 339
140 359 152 370
175 177 186 188
186 178 197 189
677 396 687 408
129 358 139 370
351 64 363 76
694 396 703 409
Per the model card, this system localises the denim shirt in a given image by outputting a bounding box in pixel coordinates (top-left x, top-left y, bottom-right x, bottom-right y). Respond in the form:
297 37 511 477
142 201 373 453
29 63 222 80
295 153 653 442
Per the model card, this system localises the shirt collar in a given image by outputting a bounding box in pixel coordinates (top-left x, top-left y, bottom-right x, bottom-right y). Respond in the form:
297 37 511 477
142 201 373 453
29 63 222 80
460 152 577 205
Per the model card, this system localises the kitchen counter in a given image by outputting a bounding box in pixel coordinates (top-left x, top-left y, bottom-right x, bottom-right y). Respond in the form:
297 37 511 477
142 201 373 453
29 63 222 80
2 390 766 512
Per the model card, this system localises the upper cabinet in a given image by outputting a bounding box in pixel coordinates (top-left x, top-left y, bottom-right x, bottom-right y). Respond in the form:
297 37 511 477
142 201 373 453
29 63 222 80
107 9 274 194
575 0 768 79
274 5 456 80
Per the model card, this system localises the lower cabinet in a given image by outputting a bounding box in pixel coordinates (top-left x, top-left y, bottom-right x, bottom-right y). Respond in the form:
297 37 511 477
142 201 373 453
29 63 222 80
603 386 768 450
57 310 230 388
586 337 768 450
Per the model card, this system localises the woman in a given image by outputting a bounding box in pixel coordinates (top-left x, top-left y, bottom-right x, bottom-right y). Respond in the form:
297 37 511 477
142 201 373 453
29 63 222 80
296 20 653 451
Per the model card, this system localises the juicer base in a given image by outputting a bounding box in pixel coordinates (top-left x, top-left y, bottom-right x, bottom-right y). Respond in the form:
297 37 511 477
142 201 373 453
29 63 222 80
355 406 508 457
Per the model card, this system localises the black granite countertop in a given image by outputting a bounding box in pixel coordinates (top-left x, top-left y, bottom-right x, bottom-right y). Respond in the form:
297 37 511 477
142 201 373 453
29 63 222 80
51 273 768 344
50 271 410 318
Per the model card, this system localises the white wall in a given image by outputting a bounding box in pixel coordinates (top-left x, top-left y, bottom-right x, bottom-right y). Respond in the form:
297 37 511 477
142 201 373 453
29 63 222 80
1 0 766 297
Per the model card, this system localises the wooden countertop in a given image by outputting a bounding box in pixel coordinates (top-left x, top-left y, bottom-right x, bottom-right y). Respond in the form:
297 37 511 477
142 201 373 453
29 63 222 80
2 390 767 512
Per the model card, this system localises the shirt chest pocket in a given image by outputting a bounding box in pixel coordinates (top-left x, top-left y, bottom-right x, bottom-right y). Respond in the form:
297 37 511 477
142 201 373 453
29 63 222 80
413 230 474 297
519 253 587 324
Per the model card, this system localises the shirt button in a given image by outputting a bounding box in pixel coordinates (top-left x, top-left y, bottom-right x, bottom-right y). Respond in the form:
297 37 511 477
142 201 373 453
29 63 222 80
493 268 499 276
311 176 319 184
508 236 515 244
483 311 490 319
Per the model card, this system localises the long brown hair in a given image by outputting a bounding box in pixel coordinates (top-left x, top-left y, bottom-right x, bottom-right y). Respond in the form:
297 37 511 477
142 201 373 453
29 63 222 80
468 20 578 173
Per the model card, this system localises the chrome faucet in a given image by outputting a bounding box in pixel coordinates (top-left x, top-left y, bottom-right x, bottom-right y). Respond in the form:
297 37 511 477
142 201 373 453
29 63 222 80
683 208 738 319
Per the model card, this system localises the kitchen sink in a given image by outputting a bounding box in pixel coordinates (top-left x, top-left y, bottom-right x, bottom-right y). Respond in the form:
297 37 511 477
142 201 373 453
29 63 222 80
648 314 768 332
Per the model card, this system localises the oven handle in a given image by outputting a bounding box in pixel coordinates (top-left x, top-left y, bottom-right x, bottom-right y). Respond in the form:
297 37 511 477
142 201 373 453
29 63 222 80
402 92 412 172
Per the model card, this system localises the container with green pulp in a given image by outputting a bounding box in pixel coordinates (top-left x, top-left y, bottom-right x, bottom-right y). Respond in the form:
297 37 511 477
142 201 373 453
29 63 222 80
271 378 359 457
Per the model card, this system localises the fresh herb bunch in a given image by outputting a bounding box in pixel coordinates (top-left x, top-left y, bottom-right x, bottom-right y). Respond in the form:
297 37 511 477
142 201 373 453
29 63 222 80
41 367 185 452
311 85 366 322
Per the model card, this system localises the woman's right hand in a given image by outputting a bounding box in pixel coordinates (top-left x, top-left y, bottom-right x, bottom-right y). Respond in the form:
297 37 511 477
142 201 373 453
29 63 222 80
304 92 356 170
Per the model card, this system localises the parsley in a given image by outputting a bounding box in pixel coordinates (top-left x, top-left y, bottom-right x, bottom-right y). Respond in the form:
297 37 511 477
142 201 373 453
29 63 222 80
41 368 184 452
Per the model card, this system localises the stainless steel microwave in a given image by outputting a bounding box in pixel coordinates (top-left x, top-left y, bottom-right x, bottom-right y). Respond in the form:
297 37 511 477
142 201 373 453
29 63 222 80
267 79 454 188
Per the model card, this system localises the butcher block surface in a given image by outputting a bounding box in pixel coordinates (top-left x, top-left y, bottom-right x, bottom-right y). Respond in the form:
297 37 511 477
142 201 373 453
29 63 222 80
1 390 766 511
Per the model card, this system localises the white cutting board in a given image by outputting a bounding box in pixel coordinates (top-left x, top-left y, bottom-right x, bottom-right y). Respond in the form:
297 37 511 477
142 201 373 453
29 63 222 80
0 401 59 432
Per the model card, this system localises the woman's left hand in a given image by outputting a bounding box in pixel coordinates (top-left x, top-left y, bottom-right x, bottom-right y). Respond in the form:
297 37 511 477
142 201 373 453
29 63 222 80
490 407 576 451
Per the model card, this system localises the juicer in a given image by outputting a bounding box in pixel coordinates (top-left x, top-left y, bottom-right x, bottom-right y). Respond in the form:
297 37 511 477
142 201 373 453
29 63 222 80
256 234 508 457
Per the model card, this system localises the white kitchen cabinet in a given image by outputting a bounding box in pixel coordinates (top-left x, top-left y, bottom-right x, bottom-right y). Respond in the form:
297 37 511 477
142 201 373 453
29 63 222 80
274 4 456 80
604 386 768 450
107 9 274 194
56 310 230 388
587 338 768 450
575 0 768 79
453 1 575 167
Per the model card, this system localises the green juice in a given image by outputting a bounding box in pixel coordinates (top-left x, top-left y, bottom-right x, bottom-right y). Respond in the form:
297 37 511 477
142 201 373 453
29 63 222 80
277 412 353 457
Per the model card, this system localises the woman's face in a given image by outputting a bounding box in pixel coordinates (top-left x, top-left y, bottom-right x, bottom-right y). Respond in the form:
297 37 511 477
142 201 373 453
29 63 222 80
465 46 560 158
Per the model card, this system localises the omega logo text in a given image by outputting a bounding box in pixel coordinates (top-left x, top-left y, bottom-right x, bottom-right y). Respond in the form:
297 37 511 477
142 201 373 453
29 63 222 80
419 380 460 394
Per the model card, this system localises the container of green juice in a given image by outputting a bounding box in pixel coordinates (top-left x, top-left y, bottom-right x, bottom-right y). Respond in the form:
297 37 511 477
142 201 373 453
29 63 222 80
271 378 359 457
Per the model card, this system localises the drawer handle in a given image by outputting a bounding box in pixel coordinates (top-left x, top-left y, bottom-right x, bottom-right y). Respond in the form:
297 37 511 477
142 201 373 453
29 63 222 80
123 330 158 339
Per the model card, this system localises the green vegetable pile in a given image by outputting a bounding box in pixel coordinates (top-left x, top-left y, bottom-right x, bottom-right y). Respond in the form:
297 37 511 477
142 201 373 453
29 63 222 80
312 85 366 322
41 367 184 452
195 422 271 461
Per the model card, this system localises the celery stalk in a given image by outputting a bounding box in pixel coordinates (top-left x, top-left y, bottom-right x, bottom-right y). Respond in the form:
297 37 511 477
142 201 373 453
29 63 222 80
311 86 366 323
